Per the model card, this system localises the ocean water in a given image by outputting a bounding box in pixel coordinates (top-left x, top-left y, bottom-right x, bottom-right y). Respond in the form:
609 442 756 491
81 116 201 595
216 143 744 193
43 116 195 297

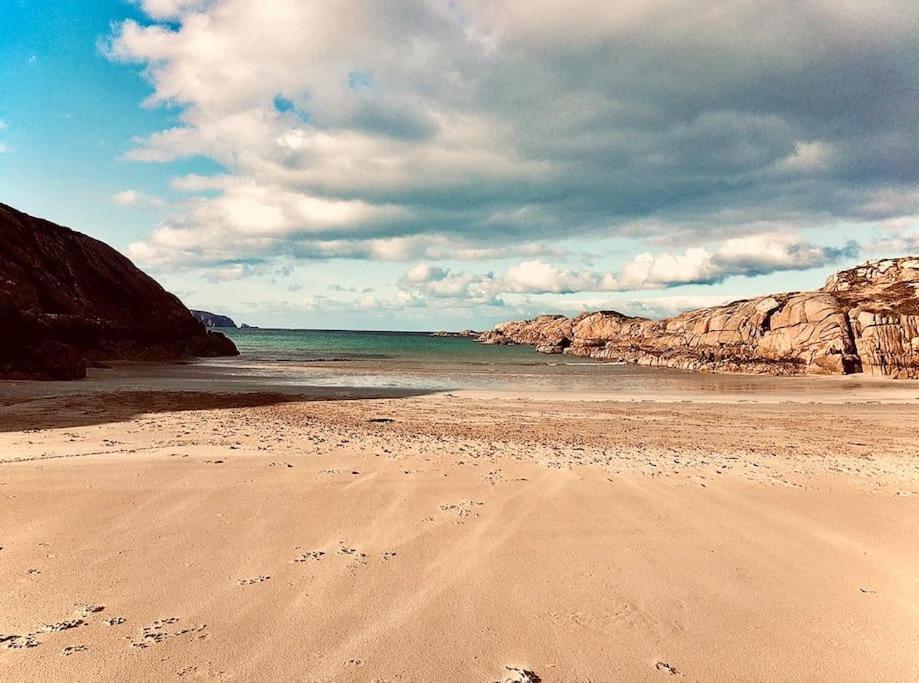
191 327 894 398
203 327 608 392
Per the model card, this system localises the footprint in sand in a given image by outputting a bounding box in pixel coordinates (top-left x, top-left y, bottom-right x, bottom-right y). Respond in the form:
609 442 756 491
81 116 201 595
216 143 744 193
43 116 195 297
133 618 179 648
655 661 681 676
294 550 325 562
483 469 504 485
0 606 97 651
129 618 204 649
338 547 368 558
104 617 126 626
2 634 40 649
439 500 484 520
496 666 542 683
61 644 88 656
41 619 85 633
237 575 271 585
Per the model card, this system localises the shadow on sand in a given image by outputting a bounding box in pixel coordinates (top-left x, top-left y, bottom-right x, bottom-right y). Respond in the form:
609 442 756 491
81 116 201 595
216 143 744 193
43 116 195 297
0 387 436 432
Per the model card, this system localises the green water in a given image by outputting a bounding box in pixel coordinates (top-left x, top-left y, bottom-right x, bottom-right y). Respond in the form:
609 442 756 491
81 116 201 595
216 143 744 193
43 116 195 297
218 328 542 365
191 327 870 396
206 327 606 391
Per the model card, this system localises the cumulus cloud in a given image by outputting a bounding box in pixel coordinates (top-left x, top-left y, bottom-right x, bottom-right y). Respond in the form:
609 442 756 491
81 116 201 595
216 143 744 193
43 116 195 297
400 233 856 301
106 0 918 269
501 261 616 294
136 0 211 20
302 290 426 313
400 263 502 304
618 233 859 289
869 234 919 255
111 189 165 208
128 221 561 267
203 262 255 282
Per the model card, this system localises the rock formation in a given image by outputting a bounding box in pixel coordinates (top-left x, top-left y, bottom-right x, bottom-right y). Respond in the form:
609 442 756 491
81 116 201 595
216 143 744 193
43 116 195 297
0 203 238 380
431 329 480 338
191 310 238 329
478 258 919 379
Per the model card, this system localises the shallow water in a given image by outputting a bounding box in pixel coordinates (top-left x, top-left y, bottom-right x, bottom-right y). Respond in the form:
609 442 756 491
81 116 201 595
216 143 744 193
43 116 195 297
191 328 909 398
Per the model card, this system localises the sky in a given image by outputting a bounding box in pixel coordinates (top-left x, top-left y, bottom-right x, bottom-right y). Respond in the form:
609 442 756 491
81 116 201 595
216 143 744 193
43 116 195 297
1 0 917 330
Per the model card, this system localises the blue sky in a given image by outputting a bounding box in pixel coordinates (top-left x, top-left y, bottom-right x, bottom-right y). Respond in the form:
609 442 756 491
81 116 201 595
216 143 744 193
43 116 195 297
1 1 916 330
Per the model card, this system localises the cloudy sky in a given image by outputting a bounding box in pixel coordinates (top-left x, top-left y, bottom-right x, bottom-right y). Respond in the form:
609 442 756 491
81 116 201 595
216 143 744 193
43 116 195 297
2 0 917 329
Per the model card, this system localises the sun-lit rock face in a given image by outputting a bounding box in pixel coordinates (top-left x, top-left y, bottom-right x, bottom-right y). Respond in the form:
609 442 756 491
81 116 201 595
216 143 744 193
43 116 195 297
0 203 238 380
823 258 919 378
478 258 919 378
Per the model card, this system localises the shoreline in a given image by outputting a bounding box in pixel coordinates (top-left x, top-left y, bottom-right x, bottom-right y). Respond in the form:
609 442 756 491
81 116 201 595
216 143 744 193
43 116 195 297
2 359 918 408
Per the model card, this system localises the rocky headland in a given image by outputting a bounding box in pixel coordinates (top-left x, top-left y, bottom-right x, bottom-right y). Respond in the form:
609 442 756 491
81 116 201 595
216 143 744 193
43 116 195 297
191 310 238 329
478 258 919 379
0 203 238 380
431 329 480 338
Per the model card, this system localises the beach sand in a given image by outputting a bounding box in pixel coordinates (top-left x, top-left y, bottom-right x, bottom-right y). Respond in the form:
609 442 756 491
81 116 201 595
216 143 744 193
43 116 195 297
1 385 917 681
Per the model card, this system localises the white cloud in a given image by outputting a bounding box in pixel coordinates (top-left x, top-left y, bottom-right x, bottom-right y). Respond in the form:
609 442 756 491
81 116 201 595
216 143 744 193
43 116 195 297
137 0 211 20
501 260 617 294
400 263 500 303
302 290 426 313
778 141 836 172
111 189 165 208
203 262 254 282
106 0 918 269
618 233 859 289
399 233 856 302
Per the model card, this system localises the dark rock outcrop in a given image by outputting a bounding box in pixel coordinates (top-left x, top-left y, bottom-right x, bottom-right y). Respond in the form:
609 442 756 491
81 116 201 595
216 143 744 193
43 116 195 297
478 258 919 379
191 310 238 329
431 329 480 338
0 203 238 380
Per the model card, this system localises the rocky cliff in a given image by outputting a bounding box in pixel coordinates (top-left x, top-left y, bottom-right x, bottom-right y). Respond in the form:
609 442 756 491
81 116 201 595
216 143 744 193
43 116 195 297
478 258 919 379
191 310 238 329
0 203 238 380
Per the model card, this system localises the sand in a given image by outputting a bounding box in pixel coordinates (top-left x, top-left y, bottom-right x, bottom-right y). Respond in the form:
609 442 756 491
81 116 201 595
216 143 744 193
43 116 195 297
1 385 918 681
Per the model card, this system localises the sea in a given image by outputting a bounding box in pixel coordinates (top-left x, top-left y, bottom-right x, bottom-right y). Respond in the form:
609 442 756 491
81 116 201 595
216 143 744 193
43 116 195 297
181 327 899 400
0 327 907 403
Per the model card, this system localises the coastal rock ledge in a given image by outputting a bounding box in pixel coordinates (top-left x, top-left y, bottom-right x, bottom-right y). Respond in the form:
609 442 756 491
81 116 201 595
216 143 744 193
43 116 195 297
478 258 919 379
0 203 238 380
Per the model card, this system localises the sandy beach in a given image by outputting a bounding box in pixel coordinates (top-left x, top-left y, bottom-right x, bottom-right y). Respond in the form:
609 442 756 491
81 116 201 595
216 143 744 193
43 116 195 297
1 378 917 682
5 0 918 678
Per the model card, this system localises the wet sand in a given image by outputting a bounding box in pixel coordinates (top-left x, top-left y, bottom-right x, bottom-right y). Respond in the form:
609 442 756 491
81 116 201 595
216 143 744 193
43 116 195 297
1 376 918 681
